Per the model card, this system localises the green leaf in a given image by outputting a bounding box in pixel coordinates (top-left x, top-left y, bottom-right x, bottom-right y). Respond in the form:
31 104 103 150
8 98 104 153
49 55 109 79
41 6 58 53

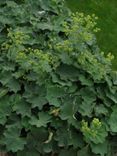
59 96 80 128
60 96 74 120
29 112 51 128
41 61 52 73
0 96 12 124
0 71 12 85
0 71 20 93
46 84 65 106
12 95 31 117
77 145 91 156
23 84 47 109
108 106 117 132
59 149 77 156
3 123 26 152
96 87 112 107
70 129 85 148
94 104 108 116
57 64 79 81
80 87 96 103
51 73 70 86
78 87 96 116
30 96 47 109
21 117 30 130
55 124 72 147
91 141 108 156
6 78 21 93
79 101 95 117
59 52 73 65
78 74 93 86
26 127 49 153
105 89 117 103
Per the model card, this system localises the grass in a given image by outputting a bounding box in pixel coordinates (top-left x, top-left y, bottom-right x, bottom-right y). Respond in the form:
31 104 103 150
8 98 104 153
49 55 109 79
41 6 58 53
66 0 117 70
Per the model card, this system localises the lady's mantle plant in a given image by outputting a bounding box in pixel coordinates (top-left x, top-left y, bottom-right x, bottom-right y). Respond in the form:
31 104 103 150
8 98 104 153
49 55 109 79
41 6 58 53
0 0 117 156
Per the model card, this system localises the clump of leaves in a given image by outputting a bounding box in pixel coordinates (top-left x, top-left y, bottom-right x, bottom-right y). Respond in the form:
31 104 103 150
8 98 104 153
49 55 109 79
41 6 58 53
0 0 117 156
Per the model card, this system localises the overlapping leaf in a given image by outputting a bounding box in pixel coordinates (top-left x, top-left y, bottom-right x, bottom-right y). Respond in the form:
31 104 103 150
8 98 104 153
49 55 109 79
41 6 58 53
29 112 51 128
2 123 26 152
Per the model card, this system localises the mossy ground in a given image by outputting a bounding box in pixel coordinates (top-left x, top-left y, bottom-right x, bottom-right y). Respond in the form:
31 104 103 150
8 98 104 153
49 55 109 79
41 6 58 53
66 0 117 70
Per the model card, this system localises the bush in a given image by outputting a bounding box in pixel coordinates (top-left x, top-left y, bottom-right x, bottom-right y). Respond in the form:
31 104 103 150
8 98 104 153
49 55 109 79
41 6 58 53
0 0 117 156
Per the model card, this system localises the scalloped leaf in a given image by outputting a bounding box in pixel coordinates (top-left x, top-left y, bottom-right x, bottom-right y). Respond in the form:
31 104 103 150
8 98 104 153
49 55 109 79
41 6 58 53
29 112 51 128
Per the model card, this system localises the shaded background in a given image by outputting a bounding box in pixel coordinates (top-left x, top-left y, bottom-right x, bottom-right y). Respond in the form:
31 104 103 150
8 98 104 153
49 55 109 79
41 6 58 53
66 0 117 70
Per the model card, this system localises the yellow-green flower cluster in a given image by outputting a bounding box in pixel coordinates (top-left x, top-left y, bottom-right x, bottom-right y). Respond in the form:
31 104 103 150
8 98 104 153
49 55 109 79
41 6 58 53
81 120 91 133
63 12 100 36
7 28 29 45
30 48 59 68
92 118 102 128
77 51 107 80
55 12 100 58
1 28 30 50
56 40 73 53
106 52 114 62
81 118 102 139
16 47 59 72
17 51 27 59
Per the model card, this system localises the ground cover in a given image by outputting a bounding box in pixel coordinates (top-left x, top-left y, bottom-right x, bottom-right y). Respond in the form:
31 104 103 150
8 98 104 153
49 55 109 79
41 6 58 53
0 0 117 155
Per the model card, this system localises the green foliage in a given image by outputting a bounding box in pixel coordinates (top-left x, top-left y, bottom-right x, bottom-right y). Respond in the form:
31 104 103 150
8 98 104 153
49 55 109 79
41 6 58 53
0 0 117 156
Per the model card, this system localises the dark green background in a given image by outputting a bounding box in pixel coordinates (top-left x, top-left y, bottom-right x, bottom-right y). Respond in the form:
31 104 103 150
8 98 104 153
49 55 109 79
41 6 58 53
66 0 117 70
